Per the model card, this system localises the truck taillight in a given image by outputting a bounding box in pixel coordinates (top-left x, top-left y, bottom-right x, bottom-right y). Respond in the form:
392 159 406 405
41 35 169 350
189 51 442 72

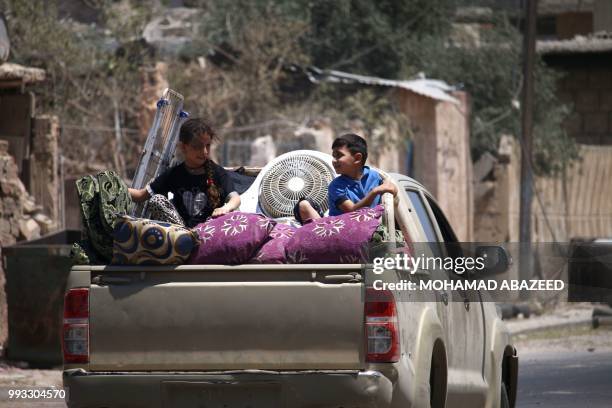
365 288 399 363
63 288 89 364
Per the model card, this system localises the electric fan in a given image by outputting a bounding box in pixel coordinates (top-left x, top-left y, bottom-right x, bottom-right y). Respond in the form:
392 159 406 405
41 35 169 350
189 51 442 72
254 151 335 218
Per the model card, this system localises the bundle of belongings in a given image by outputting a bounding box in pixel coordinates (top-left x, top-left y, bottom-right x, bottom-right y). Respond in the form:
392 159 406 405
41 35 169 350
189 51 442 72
73 171 394 266
71 171 134 264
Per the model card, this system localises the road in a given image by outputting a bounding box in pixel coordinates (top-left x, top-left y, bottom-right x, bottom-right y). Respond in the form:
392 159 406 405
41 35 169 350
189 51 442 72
515 324 612 408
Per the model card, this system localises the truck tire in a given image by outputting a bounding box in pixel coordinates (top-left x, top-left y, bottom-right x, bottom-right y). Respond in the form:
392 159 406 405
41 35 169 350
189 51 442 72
501 382 510 408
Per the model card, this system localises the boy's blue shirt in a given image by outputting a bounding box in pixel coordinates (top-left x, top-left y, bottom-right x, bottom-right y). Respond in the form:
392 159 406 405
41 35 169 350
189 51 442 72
328 166 383 216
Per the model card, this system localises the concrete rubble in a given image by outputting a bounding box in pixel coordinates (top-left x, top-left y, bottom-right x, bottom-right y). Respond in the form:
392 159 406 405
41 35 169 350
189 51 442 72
0 140 53 246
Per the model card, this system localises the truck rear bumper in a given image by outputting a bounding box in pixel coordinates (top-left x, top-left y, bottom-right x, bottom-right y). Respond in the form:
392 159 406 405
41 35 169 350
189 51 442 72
63 368 394 408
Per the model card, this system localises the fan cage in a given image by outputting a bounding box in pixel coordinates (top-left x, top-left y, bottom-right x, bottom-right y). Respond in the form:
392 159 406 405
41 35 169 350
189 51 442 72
259 154 334 218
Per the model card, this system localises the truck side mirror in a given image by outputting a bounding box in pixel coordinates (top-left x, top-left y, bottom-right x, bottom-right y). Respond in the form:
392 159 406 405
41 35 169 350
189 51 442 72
475 245 512 276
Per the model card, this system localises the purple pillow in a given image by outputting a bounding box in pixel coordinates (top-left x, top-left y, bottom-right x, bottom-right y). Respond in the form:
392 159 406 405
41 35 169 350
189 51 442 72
285 205 384 264
251 223 297 264
189 212 275 265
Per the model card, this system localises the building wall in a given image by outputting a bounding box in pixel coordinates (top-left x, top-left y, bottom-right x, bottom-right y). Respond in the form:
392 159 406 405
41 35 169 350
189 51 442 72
558 67 612 145
434 91 474 242
397 90 474 241
556 12 593 39
532 145 612 241
397 90 438 194
474 138 612 243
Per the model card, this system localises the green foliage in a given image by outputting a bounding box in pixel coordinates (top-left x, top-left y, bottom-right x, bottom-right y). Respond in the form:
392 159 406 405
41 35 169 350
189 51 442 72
173 0 310 131
408 15 577 174
302 0 454 77
194 0 576 174
0 0 576 176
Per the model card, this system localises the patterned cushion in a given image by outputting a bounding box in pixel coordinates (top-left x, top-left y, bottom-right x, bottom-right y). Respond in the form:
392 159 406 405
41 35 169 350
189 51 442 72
111 215 199 265
284 205 384 264
189 212 275 265
251 223 297 264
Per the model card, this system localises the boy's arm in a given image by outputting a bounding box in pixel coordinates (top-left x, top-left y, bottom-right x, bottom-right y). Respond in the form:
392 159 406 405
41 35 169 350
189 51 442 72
336 180 397 213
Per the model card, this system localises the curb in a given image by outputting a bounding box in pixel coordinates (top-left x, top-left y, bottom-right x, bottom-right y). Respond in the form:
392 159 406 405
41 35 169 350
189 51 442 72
508 318 594 337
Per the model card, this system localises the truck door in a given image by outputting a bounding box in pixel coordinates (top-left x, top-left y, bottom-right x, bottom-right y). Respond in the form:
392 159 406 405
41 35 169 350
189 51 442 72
423 195 487 407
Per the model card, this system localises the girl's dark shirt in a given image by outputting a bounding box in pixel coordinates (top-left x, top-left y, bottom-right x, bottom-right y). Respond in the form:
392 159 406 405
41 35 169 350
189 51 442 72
149 161 235 227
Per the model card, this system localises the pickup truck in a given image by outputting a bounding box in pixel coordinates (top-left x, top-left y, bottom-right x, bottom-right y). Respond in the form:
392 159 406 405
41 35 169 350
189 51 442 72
62 151 518 408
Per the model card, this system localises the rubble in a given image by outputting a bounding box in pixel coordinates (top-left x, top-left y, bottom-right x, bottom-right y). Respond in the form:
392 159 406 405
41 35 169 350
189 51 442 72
0 140 55 245
18 218 40 242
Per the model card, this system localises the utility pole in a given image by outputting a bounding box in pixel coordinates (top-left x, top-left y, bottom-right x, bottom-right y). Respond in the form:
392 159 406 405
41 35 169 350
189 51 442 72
519 0 537 298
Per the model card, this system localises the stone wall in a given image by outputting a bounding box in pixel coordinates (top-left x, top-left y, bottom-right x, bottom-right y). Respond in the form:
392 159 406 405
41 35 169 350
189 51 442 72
0 139 58 352
0 141 27 351
29 116 60 232
0 246 5 350
0 140 29 245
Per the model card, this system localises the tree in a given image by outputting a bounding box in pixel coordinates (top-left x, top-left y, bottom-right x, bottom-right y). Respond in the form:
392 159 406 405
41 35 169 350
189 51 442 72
1 0 153 177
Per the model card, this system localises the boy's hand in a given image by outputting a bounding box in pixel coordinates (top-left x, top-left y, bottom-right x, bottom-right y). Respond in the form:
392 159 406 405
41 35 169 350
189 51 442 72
377 180 398 196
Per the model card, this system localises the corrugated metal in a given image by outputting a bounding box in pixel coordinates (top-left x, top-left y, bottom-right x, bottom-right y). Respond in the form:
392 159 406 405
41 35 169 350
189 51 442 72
537 33 612 55
305 67 460 104
533 145 612 241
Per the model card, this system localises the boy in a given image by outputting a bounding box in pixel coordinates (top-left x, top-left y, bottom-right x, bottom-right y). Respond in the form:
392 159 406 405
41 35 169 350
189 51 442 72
295 133 397 223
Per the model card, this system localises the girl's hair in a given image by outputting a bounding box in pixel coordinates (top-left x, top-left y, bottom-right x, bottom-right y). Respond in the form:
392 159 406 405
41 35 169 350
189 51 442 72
179 118 217 144
179 118 222 209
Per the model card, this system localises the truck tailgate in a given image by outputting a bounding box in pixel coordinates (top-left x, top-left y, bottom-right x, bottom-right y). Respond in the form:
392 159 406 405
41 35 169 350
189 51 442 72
88 265 365 371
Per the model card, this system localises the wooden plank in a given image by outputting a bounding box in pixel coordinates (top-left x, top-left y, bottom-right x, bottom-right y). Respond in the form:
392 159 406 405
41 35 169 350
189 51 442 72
0 80 24 89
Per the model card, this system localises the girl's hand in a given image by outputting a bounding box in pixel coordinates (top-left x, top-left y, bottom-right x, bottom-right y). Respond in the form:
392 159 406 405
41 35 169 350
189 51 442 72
212 205 231 218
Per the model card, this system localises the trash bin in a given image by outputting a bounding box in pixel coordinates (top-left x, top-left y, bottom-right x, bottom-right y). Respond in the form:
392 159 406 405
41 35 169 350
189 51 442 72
2 229 80 367
568 238 612 306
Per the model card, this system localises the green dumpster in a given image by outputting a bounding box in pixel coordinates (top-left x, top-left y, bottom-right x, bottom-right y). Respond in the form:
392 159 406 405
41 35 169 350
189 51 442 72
2 229 80 367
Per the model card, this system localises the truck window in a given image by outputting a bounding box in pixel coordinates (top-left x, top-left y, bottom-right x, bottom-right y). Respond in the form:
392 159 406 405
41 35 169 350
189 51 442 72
406 190 438 243
425 195 464 261
425 196 459 243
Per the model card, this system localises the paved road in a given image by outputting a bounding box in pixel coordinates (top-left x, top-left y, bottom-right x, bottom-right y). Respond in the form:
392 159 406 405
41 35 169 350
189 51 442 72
517 350 612 407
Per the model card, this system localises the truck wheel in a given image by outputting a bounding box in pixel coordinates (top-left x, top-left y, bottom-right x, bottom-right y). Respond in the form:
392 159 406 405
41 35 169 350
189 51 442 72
429 347 446 408
501 382 510 408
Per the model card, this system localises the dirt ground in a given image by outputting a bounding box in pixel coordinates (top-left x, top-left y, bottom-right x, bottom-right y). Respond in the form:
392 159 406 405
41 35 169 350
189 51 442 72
509 302 612 355
514 323 612 356
0 362 64 408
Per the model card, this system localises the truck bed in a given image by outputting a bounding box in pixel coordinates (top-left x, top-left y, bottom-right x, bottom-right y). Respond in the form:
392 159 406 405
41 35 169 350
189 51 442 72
70 264 367 372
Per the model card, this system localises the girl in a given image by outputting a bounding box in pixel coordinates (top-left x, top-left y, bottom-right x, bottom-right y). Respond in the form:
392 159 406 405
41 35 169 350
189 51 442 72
129 118 241 227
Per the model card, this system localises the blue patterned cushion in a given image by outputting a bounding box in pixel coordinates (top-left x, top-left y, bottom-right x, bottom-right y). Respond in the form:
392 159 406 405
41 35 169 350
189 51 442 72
112 215 199 265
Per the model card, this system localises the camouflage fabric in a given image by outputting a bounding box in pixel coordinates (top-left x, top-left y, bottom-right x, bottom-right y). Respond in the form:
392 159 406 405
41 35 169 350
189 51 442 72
371 223 405 244
70 240 105 266
369 223 407 260
74 171 133 263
